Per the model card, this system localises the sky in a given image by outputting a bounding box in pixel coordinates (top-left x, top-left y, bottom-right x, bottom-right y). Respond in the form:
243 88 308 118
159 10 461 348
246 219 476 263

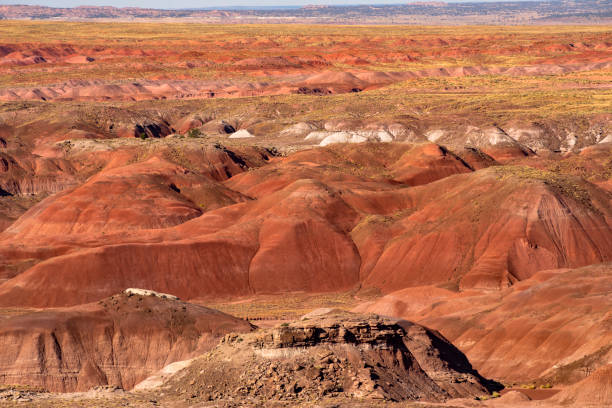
0 0 531 8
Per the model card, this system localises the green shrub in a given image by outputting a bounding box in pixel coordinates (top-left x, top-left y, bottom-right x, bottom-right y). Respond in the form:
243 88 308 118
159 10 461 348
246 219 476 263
187 128 202 138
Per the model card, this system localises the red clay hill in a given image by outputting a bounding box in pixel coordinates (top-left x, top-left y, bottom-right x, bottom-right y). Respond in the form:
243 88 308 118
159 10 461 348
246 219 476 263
0 289 254 392
358 263 612 384
0 142 610 307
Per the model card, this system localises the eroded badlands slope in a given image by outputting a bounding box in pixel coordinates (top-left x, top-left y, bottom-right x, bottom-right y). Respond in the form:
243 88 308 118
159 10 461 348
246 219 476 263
0 290 254 392
0 141 610 307
358 263 612 384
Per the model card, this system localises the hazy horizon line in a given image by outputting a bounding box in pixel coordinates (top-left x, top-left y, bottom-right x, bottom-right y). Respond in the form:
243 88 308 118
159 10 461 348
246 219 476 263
2 0 557 11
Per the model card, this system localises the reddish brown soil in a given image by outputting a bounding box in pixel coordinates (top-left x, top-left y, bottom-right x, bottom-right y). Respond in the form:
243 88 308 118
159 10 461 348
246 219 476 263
359 263 612 384
551 364 612 406
500 388 560 400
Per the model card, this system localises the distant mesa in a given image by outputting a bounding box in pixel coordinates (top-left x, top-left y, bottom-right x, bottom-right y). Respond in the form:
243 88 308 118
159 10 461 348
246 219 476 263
407 2 447 6
301 4 331 9
1 2 610 24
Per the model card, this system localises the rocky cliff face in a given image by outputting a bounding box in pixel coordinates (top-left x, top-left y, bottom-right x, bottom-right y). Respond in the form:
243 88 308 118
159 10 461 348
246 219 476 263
161 311 497 403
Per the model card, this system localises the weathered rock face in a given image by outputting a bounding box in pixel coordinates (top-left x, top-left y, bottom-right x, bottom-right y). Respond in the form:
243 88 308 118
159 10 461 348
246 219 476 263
0 292 254 392
161 312 497 403
399 321 498 399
